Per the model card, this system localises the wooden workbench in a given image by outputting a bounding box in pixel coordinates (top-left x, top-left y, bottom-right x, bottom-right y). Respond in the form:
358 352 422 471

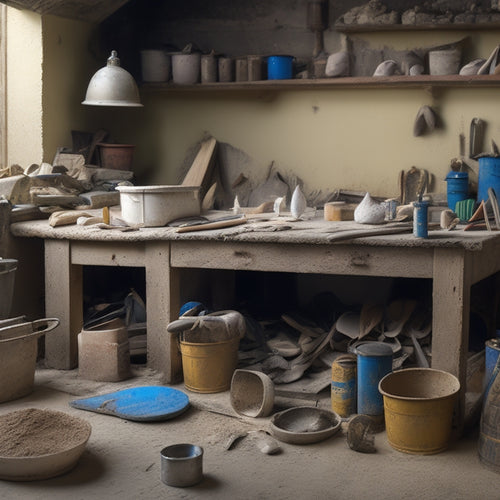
10 213 500 428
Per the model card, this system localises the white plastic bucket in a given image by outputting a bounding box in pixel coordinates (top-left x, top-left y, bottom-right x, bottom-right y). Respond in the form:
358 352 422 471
171 53 201 85
140 50 171 82
117 185 200 227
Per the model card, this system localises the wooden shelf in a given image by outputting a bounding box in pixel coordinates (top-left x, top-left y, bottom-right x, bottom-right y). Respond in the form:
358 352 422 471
141 75 500 93
334 22 500 33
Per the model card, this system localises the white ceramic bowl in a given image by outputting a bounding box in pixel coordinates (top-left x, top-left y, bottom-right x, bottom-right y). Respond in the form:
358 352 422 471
117 185 200 227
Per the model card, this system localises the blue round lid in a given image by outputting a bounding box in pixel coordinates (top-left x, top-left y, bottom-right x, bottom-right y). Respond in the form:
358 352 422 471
446 171 468 180
356 342 393 357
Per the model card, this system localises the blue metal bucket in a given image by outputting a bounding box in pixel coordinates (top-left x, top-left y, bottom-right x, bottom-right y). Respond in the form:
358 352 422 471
267 55 294 80
356 342 393 416
478 156 500 202
445 171 468 211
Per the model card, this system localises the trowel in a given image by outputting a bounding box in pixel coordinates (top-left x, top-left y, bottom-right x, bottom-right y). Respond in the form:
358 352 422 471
469 118 485 159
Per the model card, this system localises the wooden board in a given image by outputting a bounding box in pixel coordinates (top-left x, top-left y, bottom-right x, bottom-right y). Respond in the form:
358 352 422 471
324 202 356 221
182 137 217 195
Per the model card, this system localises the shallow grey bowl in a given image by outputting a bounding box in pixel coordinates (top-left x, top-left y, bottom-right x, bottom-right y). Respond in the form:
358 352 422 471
160 444 203 487
269 406 341 445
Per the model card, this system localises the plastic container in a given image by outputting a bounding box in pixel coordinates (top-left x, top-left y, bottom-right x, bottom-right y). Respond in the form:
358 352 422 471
0 318 59 403
179 336 239 393
0 259 17 319
171 53 201 85
267 55 294 80
379 368 460 454
116 185 200 227
445 171 468 211
140 50 170 82
160 444 203 487
78 318 131 382
478 156 500 202
356 342 392 416
428 48 461 75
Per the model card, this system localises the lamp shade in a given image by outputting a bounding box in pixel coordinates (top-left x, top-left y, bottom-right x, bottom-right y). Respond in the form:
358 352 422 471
82 50 143 107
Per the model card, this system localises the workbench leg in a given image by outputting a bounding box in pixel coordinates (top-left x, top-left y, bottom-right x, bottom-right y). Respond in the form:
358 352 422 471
145 243 182 383
432 248 471 434
44 240 82 369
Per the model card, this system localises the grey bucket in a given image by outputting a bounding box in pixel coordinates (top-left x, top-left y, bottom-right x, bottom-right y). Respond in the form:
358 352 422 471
0 259 17 319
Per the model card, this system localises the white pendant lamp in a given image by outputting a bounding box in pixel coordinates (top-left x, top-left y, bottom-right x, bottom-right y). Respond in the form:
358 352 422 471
82 50 143 107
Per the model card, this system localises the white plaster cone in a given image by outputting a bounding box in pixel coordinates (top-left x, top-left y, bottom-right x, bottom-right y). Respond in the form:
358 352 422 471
354 192 385 224
291 186 307 219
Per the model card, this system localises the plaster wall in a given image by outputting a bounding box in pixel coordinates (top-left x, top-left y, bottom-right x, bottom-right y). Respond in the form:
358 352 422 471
41 15 97 162
96 1 500 199
5 8 42 167
5 3 500 202
137 82 500 199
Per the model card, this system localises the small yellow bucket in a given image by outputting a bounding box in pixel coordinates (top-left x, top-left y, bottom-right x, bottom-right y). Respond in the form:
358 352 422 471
379 368 460 455
179 337 240 393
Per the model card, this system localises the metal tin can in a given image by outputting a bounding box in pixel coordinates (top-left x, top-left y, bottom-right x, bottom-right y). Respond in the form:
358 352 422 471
331 354 357 418
413 200 429 238
356 342 392 416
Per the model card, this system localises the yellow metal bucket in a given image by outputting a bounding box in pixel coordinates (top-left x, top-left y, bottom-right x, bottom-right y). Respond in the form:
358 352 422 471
179 337 240 393
379 368 460 454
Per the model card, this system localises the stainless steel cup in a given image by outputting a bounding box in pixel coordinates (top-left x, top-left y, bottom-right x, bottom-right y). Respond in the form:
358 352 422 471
160 444 203 487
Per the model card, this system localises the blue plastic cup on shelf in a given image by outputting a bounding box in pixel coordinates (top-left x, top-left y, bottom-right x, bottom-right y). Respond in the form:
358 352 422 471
267 55 294 80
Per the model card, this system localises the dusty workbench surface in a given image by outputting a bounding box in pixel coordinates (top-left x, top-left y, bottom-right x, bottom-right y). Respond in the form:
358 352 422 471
9 209 500 251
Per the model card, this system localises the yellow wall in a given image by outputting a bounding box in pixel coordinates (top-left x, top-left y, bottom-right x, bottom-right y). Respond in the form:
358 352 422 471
133 30 500 199
41 15 97 162
6 8 43 167
138 85 500 199
5 9 500 200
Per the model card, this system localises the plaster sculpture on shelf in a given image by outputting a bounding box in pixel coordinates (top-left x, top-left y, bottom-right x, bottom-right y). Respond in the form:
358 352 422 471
478 45 500 75
409 64 424 75
325 52 350 77
401 51 423 76
459 59 486 75
373 60 399 76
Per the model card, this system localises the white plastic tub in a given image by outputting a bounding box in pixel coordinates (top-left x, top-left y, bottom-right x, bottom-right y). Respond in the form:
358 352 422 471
117 185 200 227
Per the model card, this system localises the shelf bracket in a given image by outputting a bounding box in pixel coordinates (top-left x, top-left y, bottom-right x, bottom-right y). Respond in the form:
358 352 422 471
424 85 444 100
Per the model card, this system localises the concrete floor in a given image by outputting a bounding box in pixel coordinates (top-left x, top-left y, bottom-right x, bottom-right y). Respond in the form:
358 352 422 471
0 365 498 500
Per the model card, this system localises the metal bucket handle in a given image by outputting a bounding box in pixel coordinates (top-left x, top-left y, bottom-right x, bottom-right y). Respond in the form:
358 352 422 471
0 317 60 343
